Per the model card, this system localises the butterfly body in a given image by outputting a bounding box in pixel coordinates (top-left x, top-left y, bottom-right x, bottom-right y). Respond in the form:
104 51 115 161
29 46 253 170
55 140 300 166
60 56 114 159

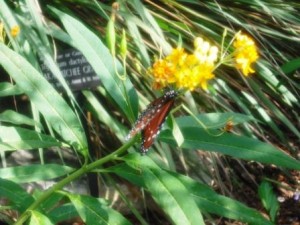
126 90 178 154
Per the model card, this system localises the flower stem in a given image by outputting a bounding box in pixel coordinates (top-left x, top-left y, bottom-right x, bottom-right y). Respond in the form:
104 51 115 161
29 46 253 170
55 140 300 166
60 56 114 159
14 136 137 225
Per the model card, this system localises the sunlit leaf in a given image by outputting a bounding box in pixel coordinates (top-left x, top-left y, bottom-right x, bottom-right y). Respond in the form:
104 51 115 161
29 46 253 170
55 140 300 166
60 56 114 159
29 210 54 225
176 112 256 129
110 156 273 225
67 194 132 225
0 43 88 156
144 168 205 225
160 126 300 170
0 126 61 151
0 164 74 183
50 8 138 122
0 82 23 96
0 110 42 128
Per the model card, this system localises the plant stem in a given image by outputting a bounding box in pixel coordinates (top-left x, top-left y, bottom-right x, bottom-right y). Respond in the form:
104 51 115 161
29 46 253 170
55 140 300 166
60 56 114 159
14 136 137 225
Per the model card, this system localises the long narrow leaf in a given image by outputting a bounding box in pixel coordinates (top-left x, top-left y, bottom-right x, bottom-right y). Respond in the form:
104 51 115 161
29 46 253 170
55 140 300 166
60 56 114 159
0 82 23 96
176 112 255 129
50 8 138 121
159 127 300 170
0 164 74 183
83 90 128 141
144 168 205 225
110 156 273 225
48 204 79 224
29 210 54 225
248 79 300 139
67 194 132 225
0 110 42 128
0 178 35 213
0 126 61 151
0 43 88 156
258 181 279 222
176 173 274 225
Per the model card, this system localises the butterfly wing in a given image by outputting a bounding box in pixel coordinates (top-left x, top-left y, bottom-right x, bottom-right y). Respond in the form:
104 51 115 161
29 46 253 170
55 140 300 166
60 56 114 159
126 90 178 140
126 90 178 153
126 97 167 140
141 97 176 153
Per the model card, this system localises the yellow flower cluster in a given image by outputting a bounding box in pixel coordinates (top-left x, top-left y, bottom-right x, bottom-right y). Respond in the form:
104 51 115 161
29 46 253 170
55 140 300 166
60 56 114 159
151 38 219 91
10 25 20 38
149 32 258 91
233 33 259 76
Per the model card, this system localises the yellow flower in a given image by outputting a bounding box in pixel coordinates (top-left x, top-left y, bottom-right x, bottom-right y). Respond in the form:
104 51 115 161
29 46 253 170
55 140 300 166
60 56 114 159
150 38 219 91
233 33 259 76
10 25 20 37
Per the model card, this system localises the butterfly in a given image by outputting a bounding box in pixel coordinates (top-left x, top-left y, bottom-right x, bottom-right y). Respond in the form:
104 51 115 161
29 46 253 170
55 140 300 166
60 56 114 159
126 90 178 154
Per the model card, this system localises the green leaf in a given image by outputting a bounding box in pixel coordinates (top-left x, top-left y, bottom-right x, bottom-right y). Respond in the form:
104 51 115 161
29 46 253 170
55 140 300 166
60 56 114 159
0 43 88 156
258 63 298 106
0 178 34 213
111 157 273 225
0 2 21 50
0 110 42 128
242 91 285 141
38 191 64 213
0 82 23 96
107 162 145 187
126 19 150 67
67 194 132 225
159 127 300 170
248 79 300 139
83 90 128 141
48 204 79 224
176 112 255 129
50 8 138 121
176 174 274 225
281 57 300 74
0 164 74 183
0 126 61 151
127 0 171 62
258 181 279 222
170 115 184 147
144 168 204 225
119 155 205 225
29 210 54 225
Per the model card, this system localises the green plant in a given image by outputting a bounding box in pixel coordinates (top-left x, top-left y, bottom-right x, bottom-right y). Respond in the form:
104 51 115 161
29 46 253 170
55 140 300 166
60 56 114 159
258 180 279 222
0 1 299 224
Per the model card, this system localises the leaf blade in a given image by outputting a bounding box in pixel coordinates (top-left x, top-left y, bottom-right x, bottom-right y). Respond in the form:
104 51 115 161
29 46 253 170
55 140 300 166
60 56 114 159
144 168 205 225
0 178 35 213
160 126 300 170
0 43 88 156
67 194 132 225
0 164 75 183
0 126 61 151
51 8 138 121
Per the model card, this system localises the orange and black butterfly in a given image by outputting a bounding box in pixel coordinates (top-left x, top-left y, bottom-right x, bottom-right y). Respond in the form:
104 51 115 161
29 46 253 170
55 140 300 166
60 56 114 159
126 90 178 154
